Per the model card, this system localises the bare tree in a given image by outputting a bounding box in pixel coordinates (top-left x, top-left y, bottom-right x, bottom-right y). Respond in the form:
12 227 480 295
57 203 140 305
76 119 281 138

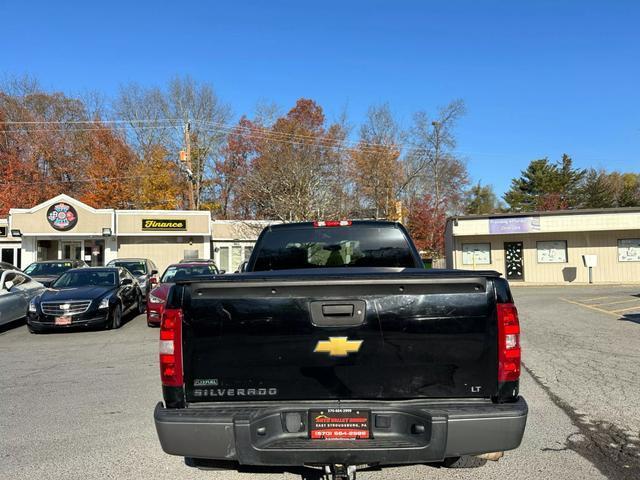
404 99 468 213
114 83 173 156
115 76 232 209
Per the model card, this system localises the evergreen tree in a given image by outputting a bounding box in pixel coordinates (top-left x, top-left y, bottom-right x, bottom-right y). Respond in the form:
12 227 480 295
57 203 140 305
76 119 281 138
580 169 616 208
504 154 584 211
465 182 501 214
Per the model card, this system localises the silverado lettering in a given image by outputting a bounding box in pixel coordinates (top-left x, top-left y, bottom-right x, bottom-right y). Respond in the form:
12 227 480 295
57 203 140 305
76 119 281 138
193 388 278 397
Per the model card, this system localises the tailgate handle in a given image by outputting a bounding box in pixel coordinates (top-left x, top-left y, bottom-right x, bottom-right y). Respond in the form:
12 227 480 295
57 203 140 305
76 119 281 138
310 301 365 327
322 304 354 316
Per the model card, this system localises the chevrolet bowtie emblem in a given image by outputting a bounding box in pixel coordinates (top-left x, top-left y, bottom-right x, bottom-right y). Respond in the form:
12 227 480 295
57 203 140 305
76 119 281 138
314 337 363 357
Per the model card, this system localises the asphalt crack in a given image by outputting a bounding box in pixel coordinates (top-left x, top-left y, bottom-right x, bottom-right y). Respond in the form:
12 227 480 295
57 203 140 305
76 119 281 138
524 362 640 480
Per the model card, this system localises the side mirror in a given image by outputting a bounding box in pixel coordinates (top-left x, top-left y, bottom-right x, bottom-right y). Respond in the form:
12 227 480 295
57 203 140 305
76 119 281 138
121 278 133 286
149 277 158 286
3 280 14 291
219 270 226 275
151 269 158 275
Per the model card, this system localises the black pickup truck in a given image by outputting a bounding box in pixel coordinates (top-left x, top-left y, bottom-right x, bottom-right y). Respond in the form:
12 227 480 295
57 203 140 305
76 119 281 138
154 221 527 479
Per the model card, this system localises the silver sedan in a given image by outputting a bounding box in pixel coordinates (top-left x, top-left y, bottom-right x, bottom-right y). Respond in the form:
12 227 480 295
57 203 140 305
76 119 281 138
0 270 46 327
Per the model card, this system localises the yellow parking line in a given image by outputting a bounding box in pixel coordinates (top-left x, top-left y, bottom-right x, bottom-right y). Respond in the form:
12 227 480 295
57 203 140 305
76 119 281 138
559 297 620 318
581 295 615 302
594 298 640 306
610 305 640 313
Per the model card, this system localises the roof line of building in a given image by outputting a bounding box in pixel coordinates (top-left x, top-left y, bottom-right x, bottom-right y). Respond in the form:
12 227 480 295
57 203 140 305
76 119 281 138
449 206 640 221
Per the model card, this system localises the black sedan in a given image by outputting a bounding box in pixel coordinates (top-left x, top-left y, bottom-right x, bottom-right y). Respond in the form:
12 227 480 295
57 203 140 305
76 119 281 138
23 259 88 287
27 267 144 333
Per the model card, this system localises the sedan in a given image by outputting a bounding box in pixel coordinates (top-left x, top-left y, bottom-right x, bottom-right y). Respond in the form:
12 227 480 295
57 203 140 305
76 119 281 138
0 270 45 327
23 259 88 287
27 267 144 333
106 258 158 299
146 262 219 327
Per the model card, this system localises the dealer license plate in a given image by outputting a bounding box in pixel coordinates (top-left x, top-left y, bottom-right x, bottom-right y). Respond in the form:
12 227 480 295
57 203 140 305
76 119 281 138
309 408 371 440
55 316 72 326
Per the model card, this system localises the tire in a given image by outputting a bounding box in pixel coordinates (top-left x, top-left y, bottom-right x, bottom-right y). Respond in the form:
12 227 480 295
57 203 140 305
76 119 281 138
137 294 145 315
108 304 122 330
27 323 43 334
442 456 487 469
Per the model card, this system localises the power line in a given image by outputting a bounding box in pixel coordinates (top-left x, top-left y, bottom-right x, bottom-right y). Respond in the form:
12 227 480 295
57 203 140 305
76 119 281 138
0 119 181 125
0 173 168 187
3 117 593 160
0 125 182 134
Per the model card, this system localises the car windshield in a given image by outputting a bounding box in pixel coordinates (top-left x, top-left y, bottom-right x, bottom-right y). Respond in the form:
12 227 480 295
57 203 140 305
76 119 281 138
52 270 117 288
108 261 147 276
252 225 418 271
24 262 74 276
161 265 218 283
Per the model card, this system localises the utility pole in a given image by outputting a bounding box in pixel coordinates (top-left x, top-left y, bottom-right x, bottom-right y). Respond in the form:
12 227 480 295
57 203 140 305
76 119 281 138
183 120 196 210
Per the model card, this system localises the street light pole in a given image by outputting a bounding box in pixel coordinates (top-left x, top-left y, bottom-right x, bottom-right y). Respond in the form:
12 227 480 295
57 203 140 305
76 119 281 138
183 121 196 210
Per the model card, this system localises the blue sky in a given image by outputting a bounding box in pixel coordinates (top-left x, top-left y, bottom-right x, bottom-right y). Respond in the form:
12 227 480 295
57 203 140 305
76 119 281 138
2 0 638 196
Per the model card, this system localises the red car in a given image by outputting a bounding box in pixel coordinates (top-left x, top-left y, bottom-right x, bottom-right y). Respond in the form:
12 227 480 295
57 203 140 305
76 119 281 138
146 262 219 327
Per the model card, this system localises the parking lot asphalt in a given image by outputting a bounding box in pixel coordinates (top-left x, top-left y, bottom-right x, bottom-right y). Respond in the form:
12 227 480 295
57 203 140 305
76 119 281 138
0 285 638 480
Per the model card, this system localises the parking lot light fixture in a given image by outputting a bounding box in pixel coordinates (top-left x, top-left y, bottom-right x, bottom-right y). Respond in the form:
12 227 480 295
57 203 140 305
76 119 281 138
102 228 112 237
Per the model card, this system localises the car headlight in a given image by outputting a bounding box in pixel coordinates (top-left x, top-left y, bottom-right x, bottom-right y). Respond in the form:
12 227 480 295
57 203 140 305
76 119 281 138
28 299 37 313
148 294 165 304
98 297 110 309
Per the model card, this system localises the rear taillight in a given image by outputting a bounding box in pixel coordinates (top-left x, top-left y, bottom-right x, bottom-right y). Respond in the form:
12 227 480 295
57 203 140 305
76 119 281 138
497 303 521 382
159 308 183 387
313 220 352 227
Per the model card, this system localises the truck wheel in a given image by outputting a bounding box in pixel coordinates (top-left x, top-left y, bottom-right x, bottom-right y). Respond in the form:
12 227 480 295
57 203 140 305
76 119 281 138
442 456 487 468
108 304 122 330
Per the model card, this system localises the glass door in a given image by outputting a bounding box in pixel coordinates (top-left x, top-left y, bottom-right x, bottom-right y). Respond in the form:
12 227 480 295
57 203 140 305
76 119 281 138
504 242 524 281
83 239 105 266
61 241 83 261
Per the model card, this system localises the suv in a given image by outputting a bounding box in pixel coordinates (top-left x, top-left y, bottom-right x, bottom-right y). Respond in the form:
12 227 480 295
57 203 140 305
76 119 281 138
106 258 159 299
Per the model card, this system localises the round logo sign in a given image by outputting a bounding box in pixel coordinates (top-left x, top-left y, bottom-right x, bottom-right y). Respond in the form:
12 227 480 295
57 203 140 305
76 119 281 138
46 202 78 231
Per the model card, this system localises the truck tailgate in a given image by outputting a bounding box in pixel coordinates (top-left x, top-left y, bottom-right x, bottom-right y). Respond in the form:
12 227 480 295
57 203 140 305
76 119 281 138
180 274 498 402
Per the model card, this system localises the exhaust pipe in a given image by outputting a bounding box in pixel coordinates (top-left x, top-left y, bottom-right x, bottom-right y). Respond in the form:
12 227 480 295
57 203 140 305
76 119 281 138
475 451 504 461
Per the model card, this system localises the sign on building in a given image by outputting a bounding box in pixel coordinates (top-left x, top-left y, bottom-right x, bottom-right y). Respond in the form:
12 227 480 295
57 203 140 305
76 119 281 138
141 219 187 231
489 216 540 234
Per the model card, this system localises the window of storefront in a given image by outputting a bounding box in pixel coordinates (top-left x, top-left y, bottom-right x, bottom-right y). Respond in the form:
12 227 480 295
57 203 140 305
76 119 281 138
536 240 568 263
36 239 106 265
183 249 199 260
219 246 230 271
216 242 254 273
37 240 59 261
618 239 640 262
0 226 7 237
231 246 242 271
461 243 491 265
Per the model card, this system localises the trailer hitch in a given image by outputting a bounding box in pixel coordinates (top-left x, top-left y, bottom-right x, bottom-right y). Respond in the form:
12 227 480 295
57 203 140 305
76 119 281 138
323 464 357 480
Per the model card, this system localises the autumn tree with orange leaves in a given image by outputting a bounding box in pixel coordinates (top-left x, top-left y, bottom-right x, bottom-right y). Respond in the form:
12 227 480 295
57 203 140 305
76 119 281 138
239 99 348 221
79 124 139 209
348 104 403 220
214 117 256 218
